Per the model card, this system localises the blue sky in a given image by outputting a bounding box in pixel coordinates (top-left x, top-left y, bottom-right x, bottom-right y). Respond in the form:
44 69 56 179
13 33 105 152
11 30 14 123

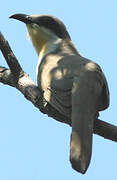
0 0 117 179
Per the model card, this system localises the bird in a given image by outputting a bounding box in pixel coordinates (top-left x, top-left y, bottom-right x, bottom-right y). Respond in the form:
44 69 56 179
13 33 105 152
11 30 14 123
9 14 109 174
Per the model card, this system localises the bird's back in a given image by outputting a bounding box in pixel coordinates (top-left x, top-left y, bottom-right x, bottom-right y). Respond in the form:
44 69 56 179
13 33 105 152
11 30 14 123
37 53 109 117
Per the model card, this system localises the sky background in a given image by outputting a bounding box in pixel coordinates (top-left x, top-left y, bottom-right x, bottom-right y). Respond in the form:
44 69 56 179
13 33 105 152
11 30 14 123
0 0 117 179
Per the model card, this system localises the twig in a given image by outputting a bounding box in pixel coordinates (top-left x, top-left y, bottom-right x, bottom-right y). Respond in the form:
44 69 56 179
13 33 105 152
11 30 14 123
0 32 24 79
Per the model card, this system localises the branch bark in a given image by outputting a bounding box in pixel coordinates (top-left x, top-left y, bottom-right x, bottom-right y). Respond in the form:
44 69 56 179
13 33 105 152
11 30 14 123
0 32 117 142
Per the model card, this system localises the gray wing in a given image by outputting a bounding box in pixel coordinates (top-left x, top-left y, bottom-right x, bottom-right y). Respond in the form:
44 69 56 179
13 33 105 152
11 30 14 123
40 55 109 118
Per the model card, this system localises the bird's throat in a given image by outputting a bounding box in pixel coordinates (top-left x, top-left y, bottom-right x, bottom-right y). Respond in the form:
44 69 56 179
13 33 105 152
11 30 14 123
26 24 61 61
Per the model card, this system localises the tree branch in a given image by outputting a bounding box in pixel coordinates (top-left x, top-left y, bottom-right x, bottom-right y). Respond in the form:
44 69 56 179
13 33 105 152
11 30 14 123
0 32 117 142
0 32 23 78
94 119 117 142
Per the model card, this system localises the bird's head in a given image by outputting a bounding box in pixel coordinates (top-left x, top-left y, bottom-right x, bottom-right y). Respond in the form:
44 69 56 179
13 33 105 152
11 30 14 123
9 14 71 58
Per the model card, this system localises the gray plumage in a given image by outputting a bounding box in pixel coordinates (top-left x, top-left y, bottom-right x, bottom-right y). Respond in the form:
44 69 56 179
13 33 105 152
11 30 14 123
9 14 109 174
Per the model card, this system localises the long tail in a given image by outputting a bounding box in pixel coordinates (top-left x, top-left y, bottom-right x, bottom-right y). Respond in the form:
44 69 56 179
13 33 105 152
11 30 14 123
70 71 103 174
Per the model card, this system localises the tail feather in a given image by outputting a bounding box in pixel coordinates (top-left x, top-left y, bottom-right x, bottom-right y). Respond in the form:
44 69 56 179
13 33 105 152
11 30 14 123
70 72 102 174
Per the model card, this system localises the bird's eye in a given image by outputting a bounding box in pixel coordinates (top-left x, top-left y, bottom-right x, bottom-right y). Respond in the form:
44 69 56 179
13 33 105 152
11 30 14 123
26 16 33 23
